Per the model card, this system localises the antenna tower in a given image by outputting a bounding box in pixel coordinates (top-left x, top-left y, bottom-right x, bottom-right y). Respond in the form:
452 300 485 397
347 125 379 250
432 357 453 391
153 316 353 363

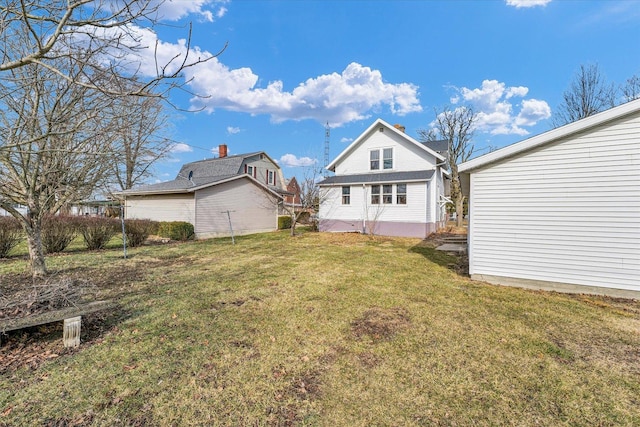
323 121 330 177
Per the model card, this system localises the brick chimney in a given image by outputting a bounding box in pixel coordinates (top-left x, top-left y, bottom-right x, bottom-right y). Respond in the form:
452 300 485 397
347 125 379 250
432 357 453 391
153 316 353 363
393 124 406 133
219 144 228 158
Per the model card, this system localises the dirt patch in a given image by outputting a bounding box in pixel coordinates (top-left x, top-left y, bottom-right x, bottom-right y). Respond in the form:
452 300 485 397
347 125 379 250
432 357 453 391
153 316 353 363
0 310 119 374
351 306 411 342
357 351 381 368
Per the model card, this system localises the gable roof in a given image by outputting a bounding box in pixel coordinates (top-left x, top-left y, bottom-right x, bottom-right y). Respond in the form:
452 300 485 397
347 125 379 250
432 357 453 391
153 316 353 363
326 118 445 171
118 174 283 199
459 98 640 173
118 151 283 197
420 139 449 154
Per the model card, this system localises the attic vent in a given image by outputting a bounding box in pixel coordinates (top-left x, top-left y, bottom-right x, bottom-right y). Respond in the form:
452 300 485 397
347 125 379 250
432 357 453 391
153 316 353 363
379 127 384 132
188 171 193 180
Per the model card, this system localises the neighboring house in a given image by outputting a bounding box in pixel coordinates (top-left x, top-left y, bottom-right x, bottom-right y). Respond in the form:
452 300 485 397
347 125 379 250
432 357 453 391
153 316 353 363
119 145 286 239
283 177 302 210
459 98 640 298
318 119 450 238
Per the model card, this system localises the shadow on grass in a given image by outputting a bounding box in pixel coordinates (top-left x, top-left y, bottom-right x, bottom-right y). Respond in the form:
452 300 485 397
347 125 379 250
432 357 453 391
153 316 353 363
408 242 468 274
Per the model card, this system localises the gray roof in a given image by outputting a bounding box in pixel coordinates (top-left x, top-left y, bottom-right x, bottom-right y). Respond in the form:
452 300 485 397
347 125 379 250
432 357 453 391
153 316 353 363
177 152 262 180
120 174 238 195
120 151 274 195
420 139 449 154
318 170 435 186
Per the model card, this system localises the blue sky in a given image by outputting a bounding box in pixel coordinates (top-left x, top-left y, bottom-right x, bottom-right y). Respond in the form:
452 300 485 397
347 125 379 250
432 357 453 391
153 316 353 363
136 0 640 183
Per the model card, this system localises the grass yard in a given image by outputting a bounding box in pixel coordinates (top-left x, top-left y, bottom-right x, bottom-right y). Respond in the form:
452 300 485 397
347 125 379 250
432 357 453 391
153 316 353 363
1 230 639 426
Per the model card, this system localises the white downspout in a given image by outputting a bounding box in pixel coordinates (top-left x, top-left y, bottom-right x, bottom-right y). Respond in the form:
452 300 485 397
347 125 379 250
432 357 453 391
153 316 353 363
362 183 366 233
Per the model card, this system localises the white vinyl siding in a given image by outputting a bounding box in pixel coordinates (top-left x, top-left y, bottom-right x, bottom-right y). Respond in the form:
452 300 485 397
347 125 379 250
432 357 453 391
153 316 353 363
195 178 278 238
334 128 436 175
125 194 195 224
320 182 429 224
468 112 640 292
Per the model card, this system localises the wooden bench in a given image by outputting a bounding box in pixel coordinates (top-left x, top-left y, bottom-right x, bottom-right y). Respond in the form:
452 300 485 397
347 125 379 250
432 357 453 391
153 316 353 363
0 300 112 347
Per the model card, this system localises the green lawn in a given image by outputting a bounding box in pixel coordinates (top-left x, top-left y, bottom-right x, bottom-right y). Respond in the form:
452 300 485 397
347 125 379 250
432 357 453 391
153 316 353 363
1 230 639 426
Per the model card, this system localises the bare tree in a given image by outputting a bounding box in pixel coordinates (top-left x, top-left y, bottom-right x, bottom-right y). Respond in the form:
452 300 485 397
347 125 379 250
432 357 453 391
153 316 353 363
419 106 476 227
103 85 175 192
0 57 115 277
621 74 640 103
0 1 221 278
281 168 323 236
0 0 218 98
553 63 617 126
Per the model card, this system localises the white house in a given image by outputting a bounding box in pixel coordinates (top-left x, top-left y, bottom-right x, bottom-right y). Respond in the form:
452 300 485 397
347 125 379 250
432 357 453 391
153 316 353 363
459 99 640 298
119 145 286 239
318 119 449 238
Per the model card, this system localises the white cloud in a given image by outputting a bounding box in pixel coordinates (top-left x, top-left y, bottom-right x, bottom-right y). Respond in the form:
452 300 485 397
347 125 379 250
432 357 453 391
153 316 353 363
506 0 552 8
170 142 193 153
227 126 241 134
340 137 353 143
451 79 551 135
279 154 318 167
154 0 228 22
186 60 422 126
94 24 421 126
211 146 220 156
516 99 552 126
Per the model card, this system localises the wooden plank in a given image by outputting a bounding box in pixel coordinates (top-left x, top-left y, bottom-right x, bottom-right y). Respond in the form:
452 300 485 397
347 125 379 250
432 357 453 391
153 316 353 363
0 300 112 333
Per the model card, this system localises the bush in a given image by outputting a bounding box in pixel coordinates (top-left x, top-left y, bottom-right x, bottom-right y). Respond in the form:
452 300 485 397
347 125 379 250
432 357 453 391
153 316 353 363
297 211 311 224
158 221 194 241
0 216 22 258
78 216 119 250
278 215 292 230
42 215 79 253
124 219 158 247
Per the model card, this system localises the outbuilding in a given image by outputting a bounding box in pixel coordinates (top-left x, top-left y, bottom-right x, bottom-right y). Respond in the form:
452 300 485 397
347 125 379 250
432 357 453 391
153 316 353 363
459 99 640 298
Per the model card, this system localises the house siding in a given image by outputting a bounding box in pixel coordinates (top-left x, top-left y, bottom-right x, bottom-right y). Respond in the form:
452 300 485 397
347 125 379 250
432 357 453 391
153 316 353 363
319 181 434 237
334 128 437 175
468 112 640 294
242 154 284 188
195 177 278 238
126 194 195 224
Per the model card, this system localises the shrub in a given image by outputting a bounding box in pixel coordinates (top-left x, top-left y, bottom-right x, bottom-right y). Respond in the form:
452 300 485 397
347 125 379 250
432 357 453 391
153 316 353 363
78 216 119 250
297 211 311 224
42 215 79 253
124 219 158 247
0 216 22 258
158 221 194 241
278 215 292 230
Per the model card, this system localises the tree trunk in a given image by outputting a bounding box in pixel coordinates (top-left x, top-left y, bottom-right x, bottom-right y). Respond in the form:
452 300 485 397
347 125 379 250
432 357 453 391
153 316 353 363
455 196 465 228
25 222 47 278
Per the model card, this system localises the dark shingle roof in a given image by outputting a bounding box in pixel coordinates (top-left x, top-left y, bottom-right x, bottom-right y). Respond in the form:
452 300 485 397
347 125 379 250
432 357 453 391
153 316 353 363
177 152 262 180
420 139 449 154
120 152 270 196
318 170 435 186
120 174 238 195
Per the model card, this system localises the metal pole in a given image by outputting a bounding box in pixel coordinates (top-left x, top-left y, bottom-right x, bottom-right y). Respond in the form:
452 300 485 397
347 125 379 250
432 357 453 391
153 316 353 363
225 210 235 245
120 204 127 259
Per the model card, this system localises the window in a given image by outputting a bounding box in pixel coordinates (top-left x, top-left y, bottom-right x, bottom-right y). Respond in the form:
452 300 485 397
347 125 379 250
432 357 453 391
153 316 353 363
342 186 350 205
268 170 274 185
371 185 380 204
383 184 393 204
370 150 380 170
383 148 393 169
396 184 407 204
246 165 254 175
